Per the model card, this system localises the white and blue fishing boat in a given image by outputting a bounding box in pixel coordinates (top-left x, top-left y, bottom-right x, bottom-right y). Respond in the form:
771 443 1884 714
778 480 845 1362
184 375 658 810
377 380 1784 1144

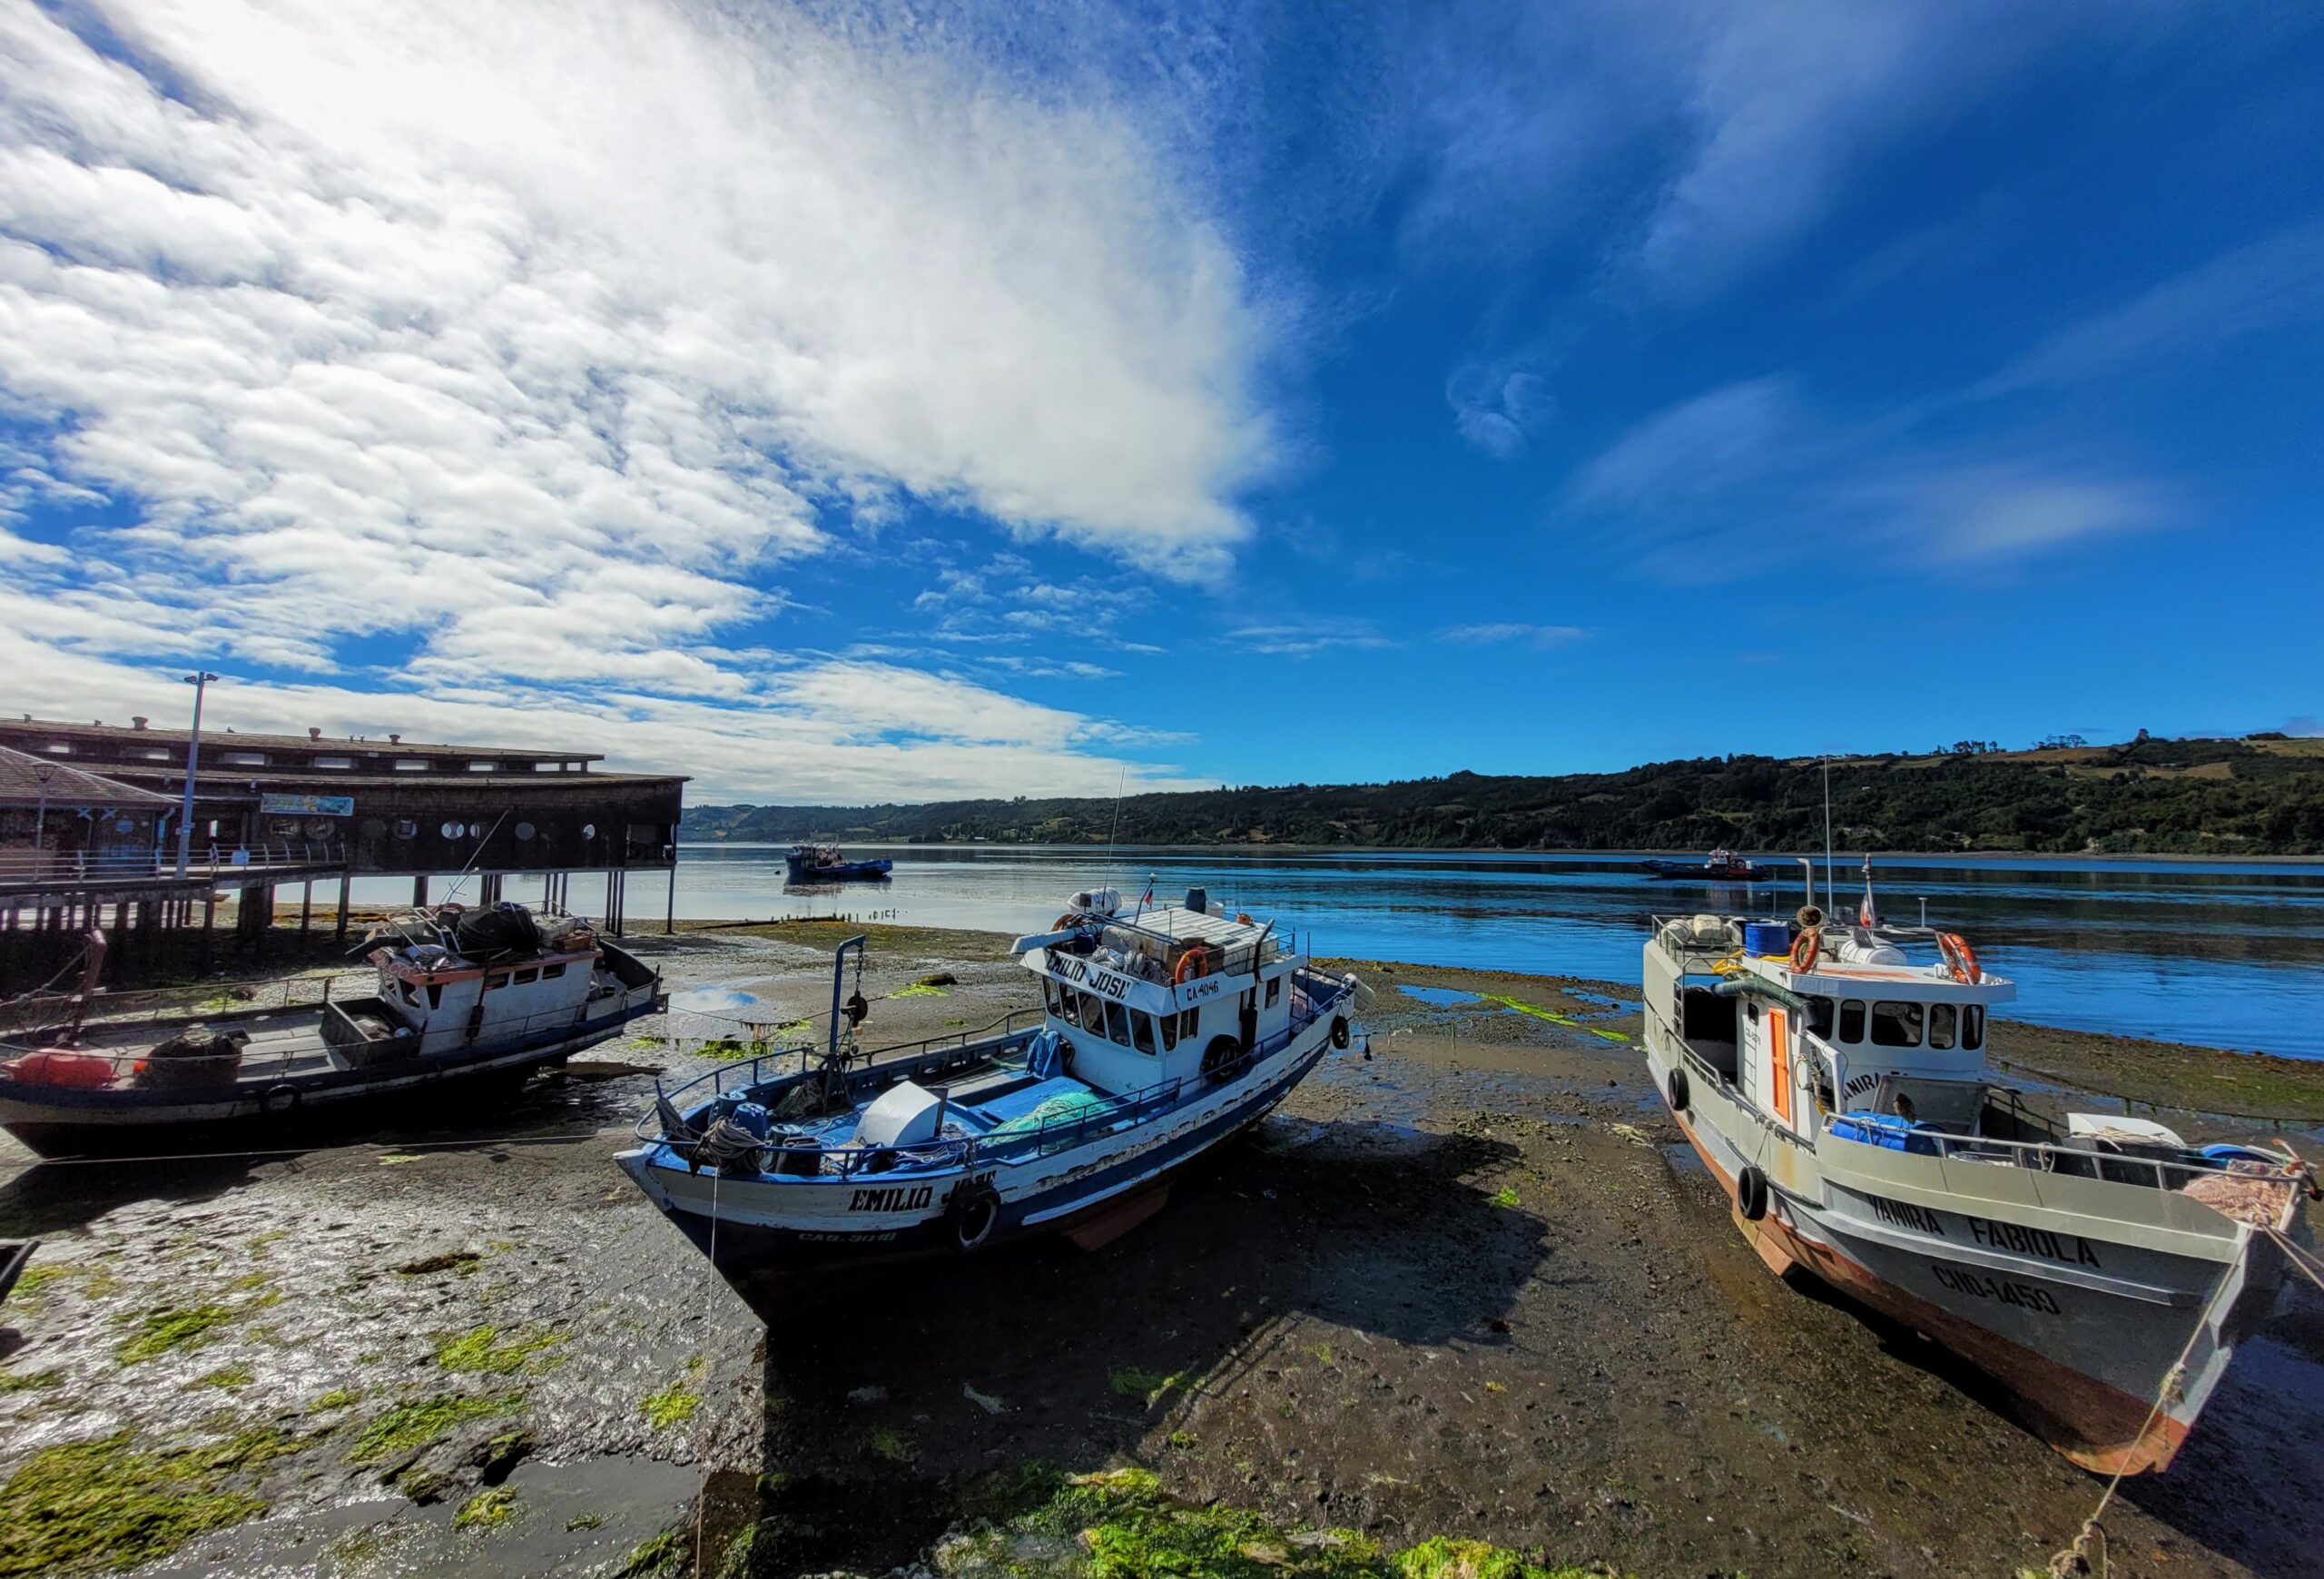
617 885 1365 1274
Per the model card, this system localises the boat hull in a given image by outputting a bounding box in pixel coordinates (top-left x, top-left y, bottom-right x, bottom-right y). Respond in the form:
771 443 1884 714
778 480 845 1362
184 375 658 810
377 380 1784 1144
1647 1041 2290 1475
784 858 892 882
621 1021 1337 1278
0 998 662 1158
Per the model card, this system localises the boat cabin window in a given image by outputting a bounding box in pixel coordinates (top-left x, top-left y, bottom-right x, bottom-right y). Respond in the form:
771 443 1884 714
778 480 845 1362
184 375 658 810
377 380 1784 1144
1103 1000 1131 1047
1928 1002 1956 1050
486 972 509 991
1838 1000 1866 1042
1963 1005 1984 1051
1080 992 1106 1032
1159 1012 1178 1051
513 967 538 985
1265 976 1281 1007
1870 1001 1924 1048
426 982 443 1010
541 963 566 980
1178 1008 1198 1041
1805 994 1835 1039
1133 1012 1157 1054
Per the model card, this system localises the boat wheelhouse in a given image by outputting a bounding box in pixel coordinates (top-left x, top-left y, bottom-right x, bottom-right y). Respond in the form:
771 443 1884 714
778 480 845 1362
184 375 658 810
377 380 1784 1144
1644 906 2315 1475
0 902 664 1155
616 886 1364 1276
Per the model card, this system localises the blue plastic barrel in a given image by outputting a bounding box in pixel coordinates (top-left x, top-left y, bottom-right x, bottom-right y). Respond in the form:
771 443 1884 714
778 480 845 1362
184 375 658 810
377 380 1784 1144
1743 921 1793 957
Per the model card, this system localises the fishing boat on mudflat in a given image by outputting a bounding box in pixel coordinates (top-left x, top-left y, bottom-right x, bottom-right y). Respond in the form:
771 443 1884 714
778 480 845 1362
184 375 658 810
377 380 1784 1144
1642 884 2318 1475
0 902 664 1156
784 844 892 883
617 885 1364 1278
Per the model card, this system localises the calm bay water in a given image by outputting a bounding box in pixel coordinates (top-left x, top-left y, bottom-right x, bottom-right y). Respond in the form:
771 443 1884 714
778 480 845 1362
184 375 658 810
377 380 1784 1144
378 846 2324 1058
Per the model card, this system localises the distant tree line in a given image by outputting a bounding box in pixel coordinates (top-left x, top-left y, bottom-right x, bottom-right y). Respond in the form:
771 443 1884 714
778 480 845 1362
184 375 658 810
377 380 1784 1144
684 735 2324 855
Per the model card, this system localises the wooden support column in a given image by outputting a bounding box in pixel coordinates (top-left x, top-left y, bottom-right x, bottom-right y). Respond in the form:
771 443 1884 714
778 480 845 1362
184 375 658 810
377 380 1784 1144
299 880 314 942
335 875 351 942
413 874 428 908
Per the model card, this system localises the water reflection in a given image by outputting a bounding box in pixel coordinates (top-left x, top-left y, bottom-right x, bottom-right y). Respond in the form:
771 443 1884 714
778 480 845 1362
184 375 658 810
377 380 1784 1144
361 846 2324 1056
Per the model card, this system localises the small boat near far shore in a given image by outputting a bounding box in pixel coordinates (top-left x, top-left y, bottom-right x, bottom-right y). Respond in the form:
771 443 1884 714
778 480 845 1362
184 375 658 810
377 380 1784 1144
1642 894 2318 1474
0 902 665 1157
785 844 893 883
618 884 1364 1277
1640 848 1768 883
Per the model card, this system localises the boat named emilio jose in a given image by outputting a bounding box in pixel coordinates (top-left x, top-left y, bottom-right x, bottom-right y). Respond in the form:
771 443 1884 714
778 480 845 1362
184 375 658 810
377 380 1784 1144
0 901 664 1155
784 844 892 883
618 884 1364 1275
1642 881 2316 1474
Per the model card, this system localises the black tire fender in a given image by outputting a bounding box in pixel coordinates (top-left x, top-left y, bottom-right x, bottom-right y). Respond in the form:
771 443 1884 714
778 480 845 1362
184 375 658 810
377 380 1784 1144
1736 1164 1769 1222
1199 1034 1243 1083
1330 1015 1351 1051
1666 1066 1690 1114
947 1178 1001 1252
261 1083 301 1119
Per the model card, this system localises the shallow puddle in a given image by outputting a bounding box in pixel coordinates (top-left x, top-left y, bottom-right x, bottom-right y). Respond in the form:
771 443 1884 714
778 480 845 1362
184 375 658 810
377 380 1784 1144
669 984 763 1014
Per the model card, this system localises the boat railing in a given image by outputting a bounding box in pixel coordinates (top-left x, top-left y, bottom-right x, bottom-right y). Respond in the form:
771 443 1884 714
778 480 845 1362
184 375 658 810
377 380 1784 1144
1823 1113 2301 1199
0 969 376 1039
643 1010 1045 1115
645 982 1348 1172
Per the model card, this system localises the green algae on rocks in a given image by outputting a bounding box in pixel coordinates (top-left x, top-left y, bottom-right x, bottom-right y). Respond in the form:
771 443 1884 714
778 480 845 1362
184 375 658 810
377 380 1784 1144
433 1324 566 1376
453 1486 519 1531
931 1466 1617 1579
0 1427 296 1577
640 1383 702 1429
113 1303 239 1364
349 1392 525 1466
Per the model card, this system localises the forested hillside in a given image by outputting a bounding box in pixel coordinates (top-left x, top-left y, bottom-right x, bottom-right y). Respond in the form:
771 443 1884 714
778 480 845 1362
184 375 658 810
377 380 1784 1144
683 735 2324 855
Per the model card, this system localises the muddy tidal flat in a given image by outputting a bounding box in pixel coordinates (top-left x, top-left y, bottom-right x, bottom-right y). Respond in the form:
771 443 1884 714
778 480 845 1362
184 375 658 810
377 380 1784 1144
2 922 2319 1578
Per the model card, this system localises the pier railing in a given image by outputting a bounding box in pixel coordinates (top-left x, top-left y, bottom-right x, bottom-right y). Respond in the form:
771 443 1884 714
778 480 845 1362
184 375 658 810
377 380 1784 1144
0 840 348 889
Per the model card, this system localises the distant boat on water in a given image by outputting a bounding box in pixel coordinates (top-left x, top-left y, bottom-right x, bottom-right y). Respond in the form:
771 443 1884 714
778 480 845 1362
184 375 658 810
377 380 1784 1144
785 845 892 883
1641 848 1768 883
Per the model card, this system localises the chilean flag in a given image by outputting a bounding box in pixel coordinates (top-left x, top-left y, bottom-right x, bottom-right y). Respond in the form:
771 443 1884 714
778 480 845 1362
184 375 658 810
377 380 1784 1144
1858 854 1877 930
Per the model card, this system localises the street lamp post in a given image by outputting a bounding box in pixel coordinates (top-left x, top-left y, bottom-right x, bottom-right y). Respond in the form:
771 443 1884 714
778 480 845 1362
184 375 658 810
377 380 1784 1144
173 671 222 877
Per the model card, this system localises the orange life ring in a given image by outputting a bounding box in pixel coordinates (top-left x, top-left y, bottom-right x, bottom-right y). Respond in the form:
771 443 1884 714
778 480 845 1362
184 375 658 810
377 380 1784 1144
1789 929 1821 974
1173 945 1212 985
1938 932 1980 984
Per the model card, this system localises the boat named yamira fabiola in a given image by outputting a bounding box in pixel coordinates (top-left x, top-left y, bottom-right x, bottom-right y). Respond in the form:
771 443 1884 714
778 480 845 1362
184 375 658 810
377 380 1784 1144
0 903 664 1156
617 886 1364 1277
1643 899 2318 1475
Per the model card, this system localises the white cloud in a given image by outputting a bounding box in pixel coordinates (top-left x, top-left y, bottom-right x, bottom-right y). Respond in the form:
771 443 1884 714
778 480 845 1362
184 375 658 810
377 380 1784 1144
1985 219 2324 393
0 0 1285 797
1219 617 1396 658
1440 622 1588 648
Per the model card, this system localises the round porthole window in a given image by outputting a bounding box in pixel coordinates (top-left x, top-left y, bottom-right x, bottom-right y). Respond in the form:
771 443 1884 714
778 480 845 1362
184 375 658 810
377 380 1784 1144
581 823 596 840
439 821 460 839
515 821 537 841
361 817 387 838
395 820 417 839
468 822 484 838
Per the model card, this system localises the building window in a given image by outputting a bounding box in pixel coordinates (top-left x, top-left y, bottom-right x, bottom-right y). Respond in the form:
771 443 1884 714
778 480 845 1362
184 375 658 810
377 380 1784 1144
581 824 597 840
138 747 171 761
312 755 354 769
394 820 418 839
439 821 461 839
44 743 71 754
515 822 537 841
221 751 266 765
467 761 499 772
394 759 430 772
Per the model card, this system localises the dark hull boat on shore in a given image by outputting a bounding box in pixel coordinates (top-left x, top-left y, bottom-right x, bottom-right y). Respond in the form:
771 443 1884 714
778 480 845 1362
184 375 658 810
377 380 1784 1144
0 903 664 1157
620 886 1364 1278
784 844 892 883
1642 900 2317 1474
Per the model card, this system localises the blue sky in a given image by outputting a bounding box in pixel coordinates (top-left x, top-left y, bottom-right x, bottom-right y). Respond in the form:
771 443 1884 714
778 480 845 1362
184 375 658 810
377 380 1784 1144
1 1 2319 800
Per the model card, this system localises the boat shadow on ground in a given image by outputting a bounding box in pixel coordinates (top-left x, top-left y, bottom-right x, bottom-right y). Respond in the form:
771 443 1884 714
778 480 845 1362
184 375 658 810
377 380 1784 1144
1776 1260 2324 1579
737 1117 1543 1575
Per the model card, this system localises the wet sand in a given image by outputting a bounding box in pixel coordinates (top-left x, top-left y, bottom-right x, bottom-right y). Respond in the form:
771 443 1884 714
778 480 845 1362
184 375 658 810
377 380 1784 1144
2 923 2319 1577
